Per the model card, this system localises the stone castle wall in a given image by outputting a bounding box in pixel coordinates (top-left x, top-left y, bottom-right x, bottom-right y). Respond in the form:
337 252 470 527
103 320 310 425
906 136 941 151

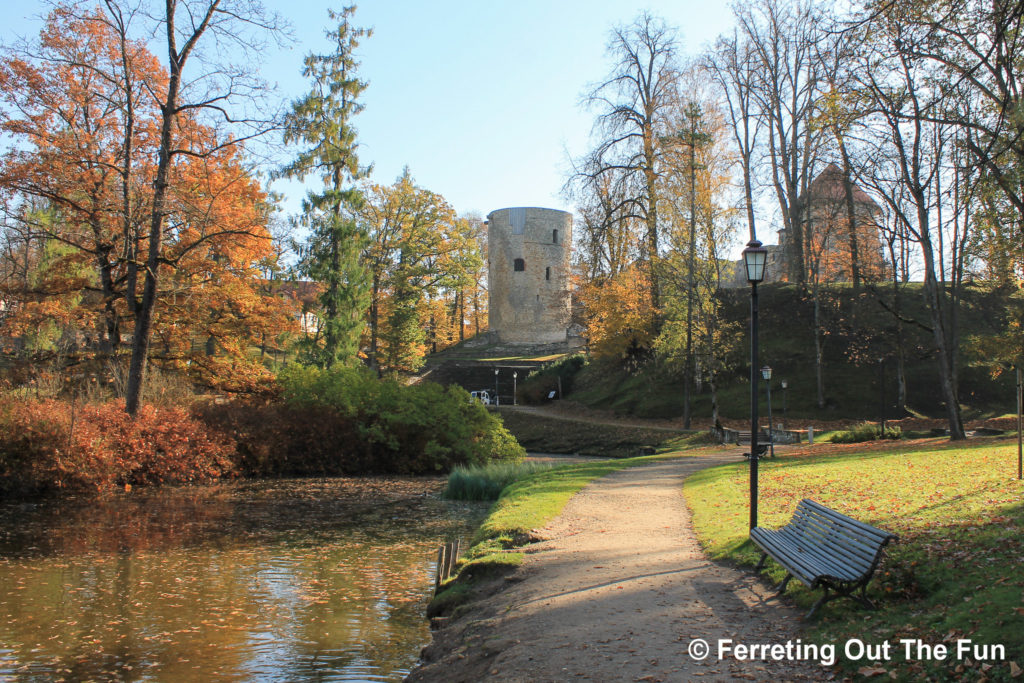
487 207 572 344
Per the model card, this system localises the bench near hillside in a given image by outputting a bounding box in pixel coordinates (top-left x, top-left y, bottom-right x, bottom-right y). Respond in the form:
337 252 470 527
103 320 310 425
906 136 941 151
750 499 898 619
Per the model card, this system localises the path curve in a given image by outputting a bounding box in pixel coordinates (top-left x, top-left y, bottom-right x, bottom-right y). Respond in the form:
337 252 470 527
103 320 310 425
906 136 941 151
409 452 823 682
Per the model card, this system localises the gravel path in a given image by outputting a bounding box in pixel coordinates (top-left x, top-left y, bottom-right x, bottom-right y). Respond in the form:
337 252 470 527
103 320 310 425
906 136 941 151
409 453 825 682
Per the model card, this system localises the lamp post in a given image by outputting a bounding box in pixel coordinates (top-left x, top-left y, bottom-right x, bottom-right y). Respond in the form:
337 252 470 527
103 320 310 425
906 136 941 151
879 357 886 432
781 379 788 419
743 239 768 530
494 368 499 407
762 366 774 458
513 371 518 406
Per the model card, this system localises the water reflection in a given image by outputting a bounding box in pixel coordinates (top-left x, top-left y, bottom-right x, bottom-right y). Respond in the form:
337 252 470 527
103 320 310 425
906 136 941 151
0 478 486 681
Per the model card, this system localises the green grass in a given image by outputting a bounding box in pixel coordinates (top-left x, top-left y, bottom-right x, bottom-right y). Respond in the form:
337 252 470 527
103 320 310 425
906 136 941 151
443 461 556 501
684 437 1024 680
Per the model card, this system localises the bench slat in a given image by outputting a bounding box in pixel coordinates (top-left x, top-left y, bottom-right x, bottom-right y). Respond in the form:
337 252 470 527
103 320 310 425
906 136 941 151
751 528 863 584
786 512 882 567
801 499 895 542
751 531 824 586
766 524 872 576
764 529 870 581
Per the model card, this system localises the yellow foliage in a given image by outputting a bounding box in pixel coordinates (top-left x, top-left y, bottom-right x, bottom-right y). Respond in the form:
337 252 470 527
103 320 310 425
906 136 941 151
578 266 657 360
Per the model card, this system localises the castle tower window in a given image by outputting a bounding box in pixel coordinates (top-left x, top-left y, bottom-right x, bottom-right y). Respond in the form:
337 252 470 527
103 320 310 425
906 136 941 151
545 266 551 280
513 258 525 272
553 229 559 244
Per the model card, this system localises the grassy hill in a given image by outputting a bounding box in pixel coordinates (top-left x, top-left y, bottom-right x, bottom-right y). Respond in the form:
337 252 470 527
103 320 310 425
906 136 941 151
546 282 1021 424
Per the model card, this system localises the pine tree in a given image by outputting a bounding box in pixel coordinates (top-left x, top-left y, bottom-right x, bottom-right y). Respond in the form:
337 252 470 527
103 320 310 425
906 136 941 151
279 6 371 367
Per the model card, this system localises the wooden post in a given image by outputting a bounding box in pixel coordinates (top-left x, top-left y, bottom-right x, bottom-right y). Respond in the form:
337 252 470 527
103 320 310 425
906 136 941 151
443 541 455 582
434 545 446 593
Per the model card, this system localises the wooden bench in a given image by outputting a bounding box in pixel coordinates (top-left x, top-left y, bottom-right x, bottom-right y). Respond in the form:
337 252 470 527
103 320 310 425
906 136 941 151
750 499 898 619
737 431 770 459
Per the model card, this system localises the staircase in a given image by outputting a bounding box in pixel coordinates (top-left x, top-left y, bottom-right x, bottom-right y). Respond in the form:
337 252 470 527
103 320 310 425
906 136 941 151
414 341 570 405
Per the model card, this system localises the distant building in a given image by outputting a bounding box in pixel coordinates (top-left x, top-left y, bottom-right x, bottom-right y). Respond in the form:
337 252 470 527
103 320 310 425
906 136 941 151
486 207 572 344
724 164 886 287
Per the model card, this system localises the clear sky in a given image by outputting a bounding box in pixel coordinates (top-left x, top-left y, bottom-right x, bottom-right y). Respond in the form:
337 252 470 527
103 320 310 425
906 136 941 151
1 1 738 223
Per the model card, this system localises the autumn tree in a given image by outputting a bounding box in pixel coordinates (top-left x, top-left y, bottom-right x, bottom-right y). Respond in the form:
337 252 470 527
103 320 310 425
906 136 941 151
359 170 482 375
119 0 285 413
279 5 371 369
705 31 764 245
578 264 656 366
0 3 292 399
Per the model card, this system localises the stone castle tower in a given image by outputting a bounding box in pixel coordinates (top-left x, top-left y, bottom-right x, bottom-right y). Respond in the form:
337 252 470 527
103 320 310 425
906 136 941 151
486 207 572 344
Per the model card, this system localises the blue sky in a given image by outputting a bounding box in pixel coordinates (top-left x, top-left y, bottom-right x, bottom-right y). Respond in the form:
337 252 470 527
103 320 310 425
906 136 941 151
1 1 737 222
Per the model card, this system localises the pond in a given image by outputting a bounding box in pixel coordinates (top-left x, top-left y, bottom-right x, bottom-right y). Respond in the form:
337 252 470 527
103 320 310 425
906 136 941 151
0 477 487 681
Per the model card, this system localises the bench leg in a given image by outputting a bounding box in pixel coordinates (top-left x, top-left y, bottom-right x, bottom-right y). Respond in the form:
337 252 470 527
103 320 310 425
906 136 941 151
806 586 829 620
775 573 792 595
755 552 768 572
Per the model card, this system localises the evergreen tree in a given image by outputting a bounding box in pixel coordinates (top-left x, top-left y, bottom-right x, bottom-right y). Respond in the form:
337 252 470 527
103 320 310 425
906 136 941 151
279 6 371 367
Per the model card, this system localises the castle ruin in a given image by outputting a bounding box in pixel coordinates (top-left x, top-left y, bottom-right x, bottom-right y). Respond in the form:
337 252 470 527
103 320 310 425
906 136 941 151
486 207 572 344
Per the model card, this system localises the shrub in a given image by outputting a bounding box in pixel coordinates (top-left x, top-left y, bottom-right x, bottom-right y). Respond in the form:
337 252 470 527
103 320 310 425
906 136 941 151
831 422 903 443
0 399 235 496
197 365 526 477
193 399 364 477
517 355 585 405
443 462 555 501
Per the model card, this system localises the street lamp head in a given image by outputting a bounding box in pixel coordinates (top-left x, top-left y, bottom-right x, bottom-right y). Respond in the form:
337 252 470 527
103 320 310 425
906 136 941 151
781 379 788 389
761 365 772 381
742 239 768 284
494 368 499 376
513 371 518 379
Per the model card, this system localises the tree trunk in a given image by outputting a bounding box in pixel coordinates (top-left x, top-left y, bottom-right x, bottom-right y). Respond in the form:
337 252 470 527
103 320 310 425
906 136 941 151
919 226 966 439
125 70 179 415
839 146 862 292
125 0 219 416
369 275 380 373
813 287 825 409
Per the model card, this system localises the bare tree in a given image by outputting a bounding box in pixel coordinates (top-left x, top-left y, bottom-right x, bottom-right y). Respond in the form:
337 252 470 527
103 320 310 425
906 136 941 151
734 0 827 285
705 31 764 244
570 12 680 312
850 10 969 439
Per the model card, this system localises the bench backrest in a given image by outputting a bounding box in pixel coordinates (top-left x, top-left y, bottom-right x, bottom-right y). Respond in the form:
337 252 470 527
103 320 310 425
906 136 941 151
786 499 897 576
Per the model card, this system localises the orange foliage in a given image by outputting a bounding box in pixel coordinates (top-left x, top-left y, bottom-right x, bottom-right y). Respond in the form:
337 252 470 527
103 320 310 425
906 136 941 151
0 399 235 495
0 7 298 388
578 265 657 360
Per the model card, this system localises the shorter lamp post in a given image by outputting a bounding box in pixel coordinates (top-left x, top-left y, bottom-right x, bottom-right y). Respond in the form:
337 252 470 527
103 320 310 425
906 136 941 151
1017 365 1022 481
780 379 788 419
743 239 768 530
879 356 887 432
513 371 518 406
494 368 499 407
762 365 774 458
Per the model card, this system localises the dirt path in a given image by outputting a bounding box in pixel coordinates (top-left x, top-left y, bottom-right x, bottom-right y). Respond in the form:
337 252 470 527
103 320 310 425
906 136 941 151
408 453 824 682
501 404 688 433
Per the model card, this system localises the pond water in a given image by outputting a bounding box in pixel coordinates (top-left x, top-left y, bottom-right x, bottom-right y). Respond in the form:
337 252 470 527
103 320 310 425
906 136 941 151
0 478 487 681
